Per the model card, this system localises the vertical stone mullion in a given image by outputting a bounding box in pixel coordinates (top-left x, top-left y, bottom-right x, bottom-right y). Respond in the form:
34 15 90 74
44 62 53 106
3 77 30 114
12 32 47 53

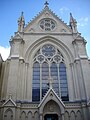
75 59 86 100
58 63 61 97
73 60 81 100
23 63 29 100
61 113 65 120
49 61 51 77
39 113 43 120
40 63 42 101
16 61 22 100
26 63 29 100
69 63 76 101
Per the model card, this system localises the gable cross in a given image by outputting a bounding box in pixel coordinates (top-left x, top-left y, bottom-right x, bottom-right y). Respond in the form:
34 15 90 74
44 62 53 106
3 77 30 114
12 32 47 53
44 1 49 7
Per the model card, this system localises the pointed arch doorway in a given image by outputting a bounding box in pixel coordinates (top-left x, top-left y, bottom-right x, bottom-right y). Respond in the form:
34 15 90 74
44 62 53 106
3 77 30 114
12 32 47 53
43 100 61 120
44 114 58 120
38 88 65 120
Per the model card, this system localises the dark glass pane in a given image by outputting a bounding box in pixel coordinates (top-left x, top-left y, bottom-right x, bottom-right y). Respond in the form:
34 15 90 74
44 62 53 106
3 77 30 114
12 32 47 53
42 89 48 97
32 62 40 102
33 76 40 79
60 84 68 87
60 72 66 76
51 62 59 95
59 62 69 101
32 89 40 101
33 62 40 67
60 75 67 79
42 62 49 98
60 80 67 84
32 84 40 88
61 87 68 92
60 63 66 67
42 83 48 88
61 96 69 101
33 69 40 72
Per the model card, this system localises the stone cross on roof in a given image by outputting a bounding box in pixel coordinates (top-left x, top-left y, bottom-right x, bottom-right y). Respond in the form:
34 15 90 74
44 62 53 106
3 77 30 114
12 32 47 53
44 1 49 7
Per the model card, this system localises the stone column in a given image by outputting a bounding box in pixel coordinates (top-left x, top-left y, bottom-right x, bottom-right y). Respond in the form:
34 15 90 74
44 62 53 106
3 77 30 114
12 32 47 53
40 114 43 120
32 113 35 120
61 113 64 120
69 63 76 101
69 115 70 120
74 60 81 100
81 104 89 120
16 103 21 120
23 62 29 100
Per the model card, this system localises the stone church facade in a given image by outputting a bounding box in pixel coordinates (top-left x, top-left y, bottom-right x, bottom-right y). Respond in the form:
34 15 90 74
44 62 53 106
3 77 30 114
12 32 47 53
0 3 90 120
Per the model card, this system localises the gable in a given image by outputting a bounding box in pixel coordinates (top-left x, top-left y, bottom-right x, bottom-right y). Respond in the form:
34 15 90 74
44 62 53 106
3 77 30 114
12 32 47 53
14 32 22 39
24 6 72 34
38 88 65 114
2 98 16 107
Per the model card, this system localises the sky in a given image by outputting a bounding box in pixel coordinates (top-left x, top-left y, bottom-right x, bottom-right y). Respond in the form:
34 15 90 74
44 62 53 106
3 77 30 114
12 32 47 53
0 0 90 60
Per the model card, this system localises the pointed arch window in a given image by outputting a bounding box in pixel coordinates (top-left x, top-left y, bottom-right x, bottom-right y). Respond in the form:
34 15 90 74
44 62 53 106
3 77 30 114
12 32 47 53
32 44 69 101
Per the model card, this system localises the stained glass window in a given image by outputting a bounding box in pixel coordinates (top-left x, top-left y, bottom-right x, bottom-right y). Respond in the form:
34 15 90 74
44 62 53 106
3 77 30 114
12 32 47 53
32 44 69 101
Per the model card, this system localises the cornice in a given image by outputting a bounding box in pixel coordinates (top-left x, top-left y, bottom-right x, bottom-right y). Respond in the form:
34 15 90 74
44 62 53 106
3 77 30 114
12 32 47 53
23 32 72 36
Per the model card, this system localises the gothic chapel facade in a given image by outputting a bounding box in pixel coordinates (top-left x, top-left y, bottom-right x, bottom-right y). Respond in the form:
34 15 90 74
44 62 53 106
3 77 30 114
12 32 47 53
0 2 90 120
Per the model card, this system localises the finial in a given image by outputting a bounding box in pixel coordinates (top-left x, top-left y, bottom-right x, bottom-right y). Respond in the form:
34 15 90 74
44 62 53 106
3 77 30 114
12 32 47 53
44 1 49 7
18 11 25 32
48 75 53 89
69 12 77 33
70 12 72 16
8 93 12 99
21 11 24 16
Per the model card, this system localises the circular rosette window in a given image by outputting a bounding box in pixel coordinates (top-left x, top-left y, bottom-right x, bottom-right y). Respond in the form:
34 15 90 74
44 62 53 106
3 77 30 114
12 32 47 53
40 19 56 31
42 44 56 58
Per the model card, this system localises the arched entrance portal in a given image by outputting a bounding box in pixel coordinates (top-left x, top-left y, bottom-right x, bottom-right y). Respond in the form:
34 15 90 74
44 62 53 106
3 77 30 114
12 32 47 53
44 114 58 120
43 100 61 120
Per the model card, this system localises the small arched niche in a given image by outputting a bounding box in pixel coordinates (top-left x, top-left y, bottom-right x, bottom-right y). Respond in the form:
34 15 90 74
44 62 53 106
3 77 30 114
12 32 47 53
4 108 13 120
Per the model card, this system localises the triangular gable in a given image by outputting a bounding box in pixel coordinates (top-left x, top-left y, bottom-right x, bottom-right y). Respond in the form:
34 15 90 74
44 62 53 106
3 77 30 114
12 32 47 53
24 6 72 33
38 88 65 113
10 32 24 44
73 33 86 44
2 98 16 107
13 32 23 40
76 33 85 40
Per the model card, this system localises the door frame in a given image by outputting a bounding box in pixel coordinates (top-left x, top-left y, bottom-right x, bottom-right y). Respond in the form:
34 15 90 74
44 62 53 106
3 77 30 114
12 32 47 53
44 114 58 120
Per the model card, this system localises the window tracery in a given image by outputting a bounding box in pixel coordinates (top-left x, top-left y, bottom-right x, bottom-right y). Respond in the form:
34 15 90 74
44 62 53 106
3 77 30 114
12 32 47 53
40 19 55 31
32 44 69 101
